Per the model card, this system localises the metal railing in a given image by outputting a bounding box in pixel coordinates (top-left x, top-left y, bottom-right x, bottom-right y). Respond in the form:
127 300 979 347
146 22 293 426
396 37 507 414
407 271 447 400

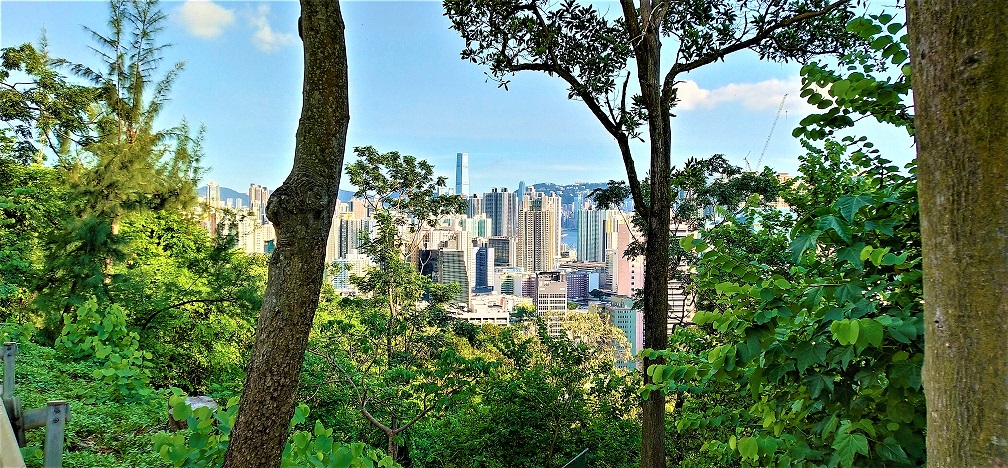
561 448 589 468
2 342 70 468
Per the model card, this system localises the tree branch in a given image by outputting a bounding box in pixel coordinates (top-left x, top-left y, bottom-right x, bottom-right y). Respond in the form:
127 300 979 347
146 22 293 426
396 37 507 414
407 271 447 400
661 0 852 108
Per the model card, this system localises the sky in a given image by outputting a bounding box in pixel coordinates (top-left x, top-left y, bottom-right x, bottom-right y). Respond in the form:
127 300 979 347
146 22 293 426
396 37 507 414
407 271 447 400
1 0 915 195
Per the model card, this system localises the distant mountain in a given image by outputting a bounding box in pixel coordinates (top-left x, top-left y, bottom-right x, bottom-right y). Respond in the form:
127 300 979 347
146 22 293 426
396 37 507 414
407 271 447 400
198 185 249 206
198 185 357 205
530 181 611 205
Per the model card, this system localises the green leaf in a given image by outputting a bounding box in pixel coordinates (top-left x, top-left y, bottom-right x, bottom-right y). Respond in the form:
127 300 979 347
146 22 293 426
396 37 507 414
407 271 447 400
816 215 852 244
834 281 863 303
833 429 869 468
738 436 759 460
835 194 873 222
879 437 911 463
789 230 822 261
857 318 884 349
831 319 859 346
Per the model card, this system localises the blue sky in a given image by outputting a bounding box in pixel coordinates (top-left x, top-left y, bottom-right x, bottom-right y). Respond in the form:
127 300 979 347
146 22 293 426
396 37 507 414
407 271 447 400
1 1 914 195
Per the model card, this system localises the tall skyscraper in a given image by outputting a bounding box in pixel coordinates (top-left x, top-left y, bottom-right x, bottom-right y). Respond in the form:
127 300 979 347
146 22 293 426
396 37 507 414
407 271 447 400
438 249 470 303
517 187 562 273
483 188 514 237
455 152 470 197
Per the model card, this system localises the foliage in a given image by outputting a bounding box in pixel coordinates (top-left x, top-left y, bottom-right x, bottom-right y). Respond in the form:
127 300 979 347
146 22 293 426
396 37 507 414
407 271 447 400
409 324 642 468
38 0 203 320
653 147 923 467
8 339 167 467
647 13 921 467
793 12 914 143
153 390 400 468
0 161 68 319
112 210 265 393
55 297 154 401
0 41 97 164
308 147 480 461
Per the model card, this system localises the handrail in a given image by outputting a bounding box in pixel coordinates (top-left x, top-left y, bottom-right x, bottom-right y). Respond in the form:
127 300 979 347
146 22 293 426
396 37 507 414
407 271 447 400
0 397 26 467
1 342 68 468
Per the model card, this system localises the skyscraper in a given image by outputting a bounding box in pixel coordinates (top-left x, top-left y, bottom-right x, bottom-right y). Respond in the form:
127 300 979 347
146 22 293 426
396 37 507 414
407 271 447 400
483 188 514 237
577 208 622 262
249 184 270 223
466 193 481 217
517 187 562 273
455 152 470 197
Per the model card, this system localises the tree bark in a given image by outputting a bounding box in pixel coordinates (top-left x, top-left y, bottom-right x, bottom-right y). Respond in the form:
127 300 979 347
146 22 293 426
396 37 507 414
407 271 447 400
223 1 350 466
907 1 1008 465
627 6 672 467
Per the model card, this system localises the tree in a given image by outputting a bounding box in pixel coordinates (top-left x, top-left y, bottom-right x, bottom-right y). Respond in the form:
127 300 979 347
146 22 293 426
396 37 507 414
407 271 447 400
906 2 1008 465
34 0 203 325
443 2 855 464
308 146 479 462
222 1 351 466
0 41 97 164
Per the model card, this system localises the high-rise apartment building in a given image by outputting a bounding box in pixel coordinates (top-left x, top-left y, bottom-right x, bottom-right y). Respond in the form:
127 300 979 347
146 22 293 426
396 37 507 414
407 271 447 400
534 271 568 337
577 208 622 262
517 188 562 273
249 184 270 223
483 188 515 237
455 152 470 198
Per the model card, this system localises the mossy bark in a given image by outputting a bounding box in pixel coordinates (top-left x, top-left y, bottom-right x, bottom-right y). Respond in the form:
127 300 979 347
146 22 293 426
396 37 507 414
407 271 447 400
222 1 350 466
907 1 1008 465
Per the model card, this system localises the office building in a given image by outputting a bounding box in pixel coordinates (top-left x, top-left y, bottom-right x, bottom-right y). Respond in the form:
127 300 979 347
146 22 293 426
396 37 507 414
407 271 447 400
466 193 482 218
534 271 568 337
483 188 515 237
456 152 470 198
488 236 516 267
566 270 590 301
438 249 470 303
474 245 495 290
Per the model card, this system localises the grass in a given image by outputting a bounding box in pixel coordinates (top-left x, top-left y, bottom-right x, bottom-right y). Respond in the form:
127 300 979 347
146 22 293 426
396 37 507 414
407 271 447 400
7 338 169 468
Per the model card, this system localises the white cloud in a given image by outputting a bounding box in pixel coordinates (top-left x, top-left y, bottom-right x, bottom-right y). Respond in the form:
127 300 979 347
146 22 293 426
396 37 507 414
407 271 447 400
674 77 816 114
248 4 295 53
176 0 235 39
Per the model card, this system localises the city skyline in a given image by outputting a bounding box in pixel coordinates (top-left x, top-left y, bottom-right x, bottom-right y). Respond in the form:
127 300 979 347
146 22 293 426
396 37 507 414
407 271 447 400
1 1 916 196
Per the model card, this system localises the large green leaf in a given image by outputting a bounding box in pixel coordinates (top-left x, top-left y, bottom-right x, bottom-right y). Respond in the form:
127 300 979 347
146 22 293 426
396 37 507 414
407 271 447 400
835 194 873 222
789 230 822 261
816 215 852 244
831 319 860 345
738 436 759 461
833 428 869 468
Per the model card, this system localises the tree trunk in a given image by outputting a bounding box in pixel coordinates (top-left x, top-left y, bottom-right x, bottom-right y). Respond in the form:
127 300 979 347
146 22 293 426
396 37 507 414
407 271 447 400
636 16 672 468
223 1 350 466
907 1 1008 465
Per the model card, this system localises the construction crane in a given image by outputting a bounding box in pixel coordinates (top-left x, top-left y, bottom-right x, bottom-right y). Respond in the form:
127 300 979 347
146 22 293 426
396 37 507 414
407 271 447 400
744 94 787 171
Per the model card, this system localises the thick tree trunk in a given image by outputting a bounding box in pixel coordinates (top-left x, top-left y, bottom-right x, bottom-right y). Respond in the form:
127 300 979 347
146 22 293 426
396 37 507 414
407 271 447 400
637 18 672 468
907 1 1008 465
223 1 350 466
